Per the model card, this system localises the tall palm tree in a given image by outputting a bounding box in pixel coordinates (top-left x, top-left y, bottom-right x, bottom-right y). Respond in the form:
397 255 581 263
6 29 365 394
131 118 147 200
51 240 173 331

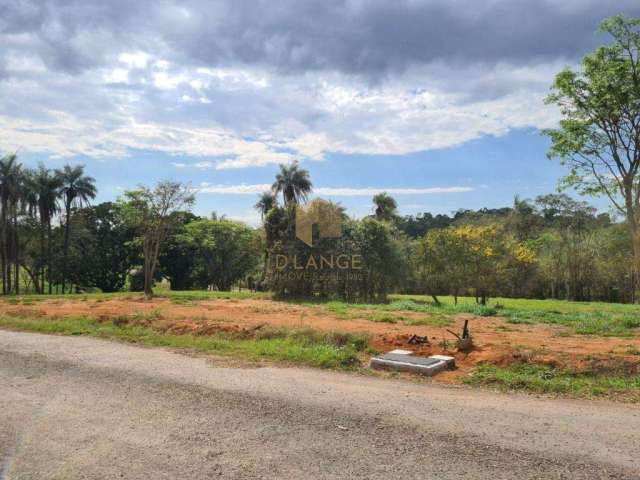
372 192 398 221
254 191 278 281
254 191 277 221
30 165 62 294
57 164 96 293
0 154 21 294
271 161 312 207
10 166 33 294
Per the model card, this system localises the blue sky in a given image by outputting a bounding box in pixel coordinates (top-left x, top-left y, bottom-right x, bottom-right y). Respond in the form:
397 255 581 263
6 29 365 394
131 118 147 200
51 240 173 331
2 1 637 225
19 127 600 225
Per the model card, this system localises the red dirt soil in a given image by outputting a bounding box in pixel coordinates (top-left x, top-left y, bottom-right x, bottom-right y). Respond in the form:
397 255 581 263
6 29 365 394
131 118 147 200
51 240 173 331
2 297 639 383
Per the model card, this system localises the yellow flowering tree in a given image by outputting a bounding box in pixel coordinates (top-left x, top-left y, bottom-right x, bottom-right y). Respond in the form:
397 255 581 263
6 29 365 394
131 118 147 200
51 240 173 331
421 224 535 304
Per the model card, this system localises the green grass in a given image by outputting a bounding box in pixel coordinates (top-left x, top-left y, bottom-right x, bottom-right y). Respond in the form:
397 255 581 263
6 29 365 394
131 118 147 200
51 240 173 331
317 300 452 327
320 295 640 337
302 294 640 335
366 313 400 323
389 294 640 337
465 363 640 401
390 294 640 316
0 314 368 370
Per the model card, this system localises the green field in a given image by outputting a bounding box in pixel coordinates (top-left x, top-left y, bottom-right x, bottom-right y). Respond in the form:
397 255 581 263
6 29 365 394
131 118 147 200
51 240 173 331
312 294 640 337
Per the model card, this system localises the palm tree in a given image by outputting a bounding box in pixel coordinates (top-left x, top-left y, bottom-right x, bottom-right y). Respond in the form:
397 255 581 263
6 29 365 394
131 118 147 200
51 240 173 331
30 165 62 294
57 164 96 293
254 191 277 221
372 192 398 221
10 167 33 294
0 154 21 294
254 191 278 281
271 161 312 207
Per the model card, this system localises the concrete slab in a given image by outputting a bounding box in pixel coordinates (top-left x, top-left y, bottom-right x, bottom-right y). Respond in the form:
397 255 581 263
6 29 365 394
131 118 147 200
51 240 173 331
429 355 456 368
369 353 448 376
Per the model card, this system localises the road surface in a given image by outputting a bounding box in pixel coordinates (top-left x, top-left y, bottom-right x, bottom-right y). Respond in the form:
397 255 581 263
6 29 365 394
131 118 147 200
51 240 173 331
1 330 638 479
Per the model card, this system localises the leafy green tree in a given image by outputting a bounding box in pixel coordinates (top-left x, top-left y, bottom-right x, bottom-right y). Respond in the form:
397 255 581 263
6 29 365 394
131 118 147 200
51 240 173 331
65 203 136 292
272 161 312 206
545 15 640 300
592 224 634 302
158 211 201 290
535 194 597 300
348 217 405 302
182 219 259 291
420 224 535 304
507 196 542 241
122 181 194 298
56 164 96 293
420 227 469 305
372 192 398 221
396 212 453 238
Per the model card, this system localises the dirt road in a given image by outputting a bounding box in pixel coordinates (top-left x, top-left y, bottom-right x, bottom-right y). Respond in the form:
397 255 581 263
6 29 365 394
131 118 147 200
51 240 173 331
1 330 638 479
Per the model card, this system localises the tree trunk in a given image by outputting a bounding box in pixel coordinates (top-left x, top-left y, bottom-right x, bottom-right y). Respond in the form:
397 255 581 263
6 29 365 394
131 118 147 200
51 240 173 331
23 264 40 294
39 218 45 294
143 237 154 299
62 202 71 293
47 220 53 295
0 233 4 295
13 207 19 295
1 201 6 295
143 254 153 298
631 228 640 304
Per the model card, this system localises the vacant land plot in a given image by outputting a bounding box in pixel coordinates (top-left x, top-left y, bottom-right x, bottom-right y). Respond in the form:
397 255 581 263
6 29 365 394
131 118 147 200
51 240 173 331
1 291 639 400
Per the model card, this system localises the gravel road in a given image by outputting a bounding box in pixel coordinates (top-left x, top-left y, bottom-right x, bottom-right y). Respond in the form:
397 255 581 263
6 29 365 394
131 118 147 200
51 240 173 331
1 330 638 479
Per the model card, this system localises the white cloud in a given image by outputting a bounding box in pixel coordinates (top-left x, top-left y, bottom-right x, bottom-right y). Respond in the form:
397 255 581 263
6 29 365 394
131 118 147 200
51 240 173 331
226 211 262 227
118 52 150 69
315 186 473 196
198 183 272 194
196 183 473 195
0 42 562 168
0 112 299 167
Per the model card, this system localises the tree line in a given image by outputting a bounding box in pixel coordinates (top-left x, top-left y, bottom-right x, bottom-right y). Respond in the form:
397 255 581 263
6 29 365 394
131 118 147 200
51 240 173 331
0 154 635 304
0 155 96 294
0 159 259 297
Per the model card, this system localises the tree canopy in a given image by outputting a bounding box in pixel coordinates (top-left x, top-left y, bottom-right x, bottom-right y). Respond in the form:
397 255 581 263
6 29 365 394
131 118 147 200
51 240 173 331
545 15 640 299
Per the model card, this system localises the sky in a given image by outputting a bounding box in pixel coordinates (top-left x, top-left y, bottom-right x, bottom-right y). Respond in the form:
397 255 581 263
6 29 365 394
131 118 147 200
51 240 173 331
1 0 639 225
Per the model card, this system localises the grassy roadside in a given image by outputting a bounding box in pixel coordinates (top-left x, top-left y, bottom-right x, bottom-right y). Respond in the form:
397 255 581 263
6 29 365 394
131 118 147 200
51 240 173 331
465 363 640 402
0 314 369 370
2 312 640 401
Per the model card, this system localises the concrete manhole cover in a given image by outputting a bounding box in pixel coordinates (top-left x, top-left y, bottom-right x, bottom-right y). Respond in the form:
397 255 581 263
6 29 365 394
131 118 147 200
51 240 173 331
369 352 454 376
